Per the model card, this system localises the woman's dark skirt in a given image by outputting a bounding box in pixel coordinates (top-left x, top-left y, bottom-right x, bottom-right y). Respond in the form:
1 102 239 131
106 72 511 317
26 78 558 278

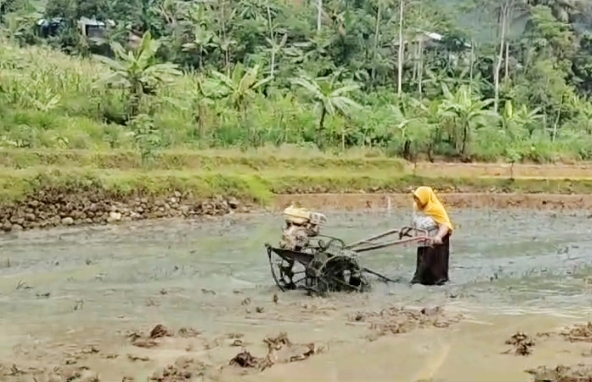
411 234 450 286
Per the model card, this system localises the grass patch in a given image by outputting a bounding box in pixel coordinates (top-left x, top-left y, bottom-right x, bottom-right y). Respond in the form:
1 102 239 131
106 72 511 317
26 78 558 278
0 148 408 172
0 168 273 204
2 167 592 205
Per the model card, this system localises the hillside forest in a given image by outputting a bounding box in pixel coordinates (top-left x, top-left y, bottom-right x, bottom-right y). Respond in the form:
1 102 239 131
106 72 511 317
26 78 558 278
1 0 592 162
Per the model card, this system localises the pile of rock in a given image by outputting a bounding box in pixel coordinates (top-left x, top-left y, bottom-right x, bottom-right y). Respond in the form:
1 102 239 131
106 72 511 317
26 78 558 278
0 189 249 232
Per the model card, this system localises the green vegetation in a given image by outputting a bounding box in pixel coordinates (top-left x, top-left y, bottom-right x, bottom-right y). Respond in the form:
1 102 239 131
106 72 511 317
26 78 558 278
1 0 592 163
0 148 407 171
3 0 592 205
3 166 592 204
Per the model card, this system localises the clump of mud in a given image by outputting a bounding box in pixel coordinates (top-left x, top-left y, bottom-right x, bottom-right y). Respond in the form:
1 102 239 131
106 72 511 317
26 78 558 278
0 363 43 378
350 306 462 341
177 327 201 338
0 362 101 381
229 332 321 372
150 324 173 339
504 332 535 356
127 324 177 348
561 322 592 343
150 356 207 382
230 351 262 368
526 364 592 382
0 189 248 232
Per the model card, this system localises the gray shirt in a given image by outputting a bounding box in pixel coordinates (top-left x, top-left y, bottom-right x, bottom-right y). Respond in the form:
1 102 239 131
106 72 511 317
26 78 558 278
412 211 439 247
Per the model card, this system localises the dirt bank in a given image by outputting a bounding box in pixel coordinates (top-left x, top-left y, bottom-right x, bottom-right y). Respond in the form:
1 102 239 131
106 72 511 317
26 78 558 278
0 189 252 232
4 163 592 232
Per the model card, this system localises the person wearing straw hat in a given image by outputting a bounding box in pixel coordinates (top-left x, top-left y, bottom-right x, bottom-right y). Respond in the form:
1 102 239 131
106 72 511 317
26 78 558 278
410 186 454 286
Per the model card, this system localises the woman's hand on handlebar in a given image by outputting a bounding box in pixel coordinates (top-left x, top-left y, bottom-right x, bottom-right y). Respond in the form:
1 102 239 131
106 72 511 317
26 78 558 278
431 236 443 245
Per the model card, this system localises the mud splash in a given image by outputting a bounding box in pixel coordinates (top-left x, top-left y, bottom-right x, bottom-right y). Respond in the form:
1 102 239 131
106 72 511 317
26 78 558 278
350 306 462 342
229 332 321 372
504 332 535 356
562 322 592 343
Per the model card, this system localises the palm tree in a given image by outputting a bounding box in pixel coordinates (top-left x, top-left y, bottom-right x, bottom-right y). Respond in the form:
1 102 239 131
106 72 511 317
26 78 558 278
291 73 361 148
94 31 181 119
437 84 499 159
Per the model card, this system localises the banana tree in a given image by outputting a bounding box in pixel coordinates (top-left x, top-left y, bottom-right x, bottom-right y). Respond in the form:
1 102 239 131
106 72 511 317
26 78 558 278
501 100 542 138
391 94 434 161
94 31 181 119
182 25 216 70
265 34 287 78
291 73 361 148
2 9 40 44
437 84 498 159
209 63 272 120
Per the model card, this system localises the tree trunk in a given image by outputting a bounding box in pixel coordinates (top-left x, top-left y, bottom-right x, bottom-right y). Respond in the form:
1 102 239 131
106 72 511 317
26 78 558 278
198 103 205 140
493 1 508 113
504 40 510 81
552 109 560 142
504 0 514 81
270 49 276 79
413 4 423 97
129 82 143 119
318 107 326 148
371 1 381 86
412 41 417 82
460 121 469 159
267 4 275 78
403 140 411 160
129 95 140 119
317 0 322 33
417 38 423 97
469 40 474 92
220 0 230 75
397 0 404 96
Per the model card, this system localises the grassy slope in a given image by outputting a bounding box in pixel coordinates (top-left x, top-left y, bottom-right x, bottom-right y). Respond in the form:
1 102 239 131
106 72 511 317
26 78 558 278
2 148 592 204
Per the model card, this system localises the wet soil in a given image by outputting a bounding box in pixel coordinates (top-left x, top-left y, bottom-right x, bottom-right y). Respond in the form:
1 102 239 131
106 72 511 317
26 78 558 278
275 193 592 211
1 209 592 381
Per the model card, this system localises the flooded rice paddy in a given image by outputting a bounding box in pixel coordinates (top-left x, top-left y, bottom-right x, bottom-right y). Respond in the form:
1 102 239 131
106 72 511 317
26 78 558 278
2 208 592 381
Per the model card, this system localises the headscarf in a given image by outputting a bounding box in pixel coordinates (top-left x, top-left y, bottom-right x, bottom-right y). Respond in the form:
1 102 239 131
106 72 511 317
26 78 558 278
413 186 453 231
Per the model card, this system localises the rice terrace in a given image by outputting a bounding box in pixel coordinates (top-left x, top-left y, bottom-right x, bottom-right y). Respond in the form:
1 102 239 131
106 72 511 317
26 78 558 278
3 0 592 380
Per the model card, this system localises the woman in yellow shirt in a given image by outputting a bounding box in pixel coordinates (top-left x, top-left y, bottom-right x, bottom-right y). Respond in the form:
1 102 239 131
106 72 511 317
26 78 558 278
410 186 454 286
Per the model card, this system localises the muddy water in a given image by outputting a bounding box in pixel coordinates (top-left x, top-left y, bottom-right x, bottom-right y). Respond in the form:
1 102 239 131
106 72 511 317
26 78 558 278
1 209 592 381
